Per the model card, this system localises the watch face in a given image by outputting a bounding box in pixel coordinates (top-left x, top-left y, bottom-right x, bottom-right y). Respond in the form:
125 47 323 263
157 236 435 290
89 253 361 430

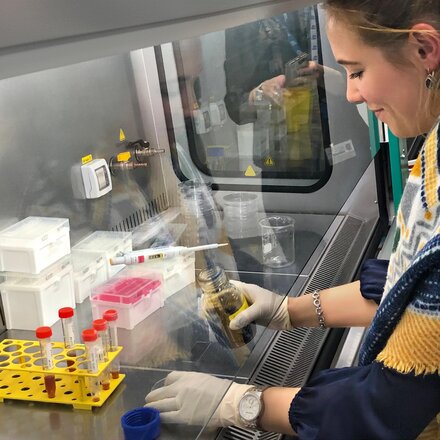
239 393 261 422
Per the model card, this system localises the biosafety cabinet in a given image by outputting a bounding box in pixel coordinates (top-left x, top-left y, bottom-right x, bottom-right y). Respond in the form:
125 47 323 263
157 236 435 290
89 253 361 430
0 1 399 439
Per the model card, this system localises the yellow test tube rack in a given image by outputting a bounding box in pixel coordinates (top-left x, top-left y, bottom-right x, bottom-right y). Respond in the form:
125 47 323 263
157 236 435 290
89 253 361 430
0 338 124 410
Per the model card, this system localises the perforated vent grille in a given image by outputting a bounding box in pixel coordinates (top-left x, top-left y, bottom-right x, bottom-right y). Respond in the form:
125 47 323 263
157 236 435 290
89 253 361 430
111 193 168 232
217 426 280 440
216 215 366 440
307 216 363 292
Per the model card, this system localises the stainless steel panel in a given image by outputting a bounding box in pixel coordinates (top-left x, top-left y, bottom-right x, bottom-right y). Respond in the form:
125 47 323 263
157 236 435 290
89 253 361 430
0 0 313 50
0 53 168 241
0 0 313 81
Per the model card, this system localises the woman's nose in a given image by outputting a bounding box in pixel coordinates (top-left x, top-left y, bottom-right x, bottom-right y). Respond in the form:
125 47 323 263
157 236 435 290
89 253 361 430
346 80 364 104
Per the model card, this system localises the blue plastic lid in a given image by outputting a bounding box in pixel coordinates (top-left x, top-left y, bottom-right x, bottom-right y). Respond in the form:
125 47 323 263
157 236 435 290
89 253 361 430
121 407 160 440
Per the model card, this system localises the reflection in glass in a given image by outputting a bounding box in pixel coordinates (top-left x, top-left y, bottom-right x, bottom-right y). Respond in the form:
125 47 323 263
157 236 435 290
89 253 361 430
163 6 330 184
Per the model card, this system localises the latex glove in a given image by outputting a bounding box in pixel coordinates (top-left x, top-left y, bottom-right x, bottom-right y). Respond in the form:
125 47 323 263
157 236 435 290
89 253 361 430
229 280 292 331
144 371 253 427
249 75 285 106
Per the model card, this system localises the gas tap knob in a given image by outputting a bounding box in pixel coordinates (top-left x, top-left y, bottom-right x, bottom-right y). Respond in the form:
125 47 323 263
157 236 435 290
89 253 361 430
109 151 148 175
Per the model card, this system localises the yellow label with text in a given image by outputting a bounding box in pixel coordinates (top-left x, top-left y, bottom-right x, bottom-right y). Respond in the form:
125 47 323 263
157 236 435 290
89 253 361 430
228 297 250 321
148 253 164 260
81 154 93 164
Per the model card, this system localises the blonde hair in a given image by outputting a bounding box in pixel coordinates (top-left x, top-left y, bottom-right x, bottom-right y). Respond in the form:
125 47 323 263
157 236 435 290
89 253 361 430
324 0 440 120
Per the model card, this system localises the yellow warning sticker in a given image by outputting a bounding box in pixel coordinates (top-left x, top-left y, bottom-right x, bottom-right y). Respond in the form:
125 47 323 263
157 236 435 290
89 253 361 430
245 165 256 177
264 156 274 166
119 129 126 142
81 154 93 164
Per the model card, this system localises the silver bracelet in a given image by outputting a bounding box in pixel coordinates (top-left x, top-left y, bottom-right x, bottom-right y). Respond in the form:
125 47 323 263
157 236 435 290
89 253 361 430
311 290 326 328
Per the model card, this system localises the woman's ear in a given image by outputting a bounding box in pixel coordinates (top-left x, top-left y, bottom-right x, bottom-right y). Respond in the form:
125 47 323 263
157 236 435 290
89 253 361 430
410 23 440 71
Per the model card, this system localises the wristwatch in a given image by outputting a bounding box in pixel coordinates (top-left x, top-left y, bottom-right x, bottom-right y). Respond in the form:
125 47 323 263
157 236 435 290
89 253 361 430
238 386 267 429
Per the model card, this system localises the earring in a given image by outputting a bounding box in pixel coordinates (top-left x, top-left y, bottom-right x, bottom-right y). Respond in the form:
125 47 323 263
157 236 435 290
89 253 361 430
425 71 436 90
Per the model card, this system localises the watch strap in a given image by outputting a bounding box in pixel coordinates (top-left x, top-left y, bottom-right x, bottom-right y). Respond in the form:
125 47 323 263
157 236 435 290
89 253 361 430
238 385 269 430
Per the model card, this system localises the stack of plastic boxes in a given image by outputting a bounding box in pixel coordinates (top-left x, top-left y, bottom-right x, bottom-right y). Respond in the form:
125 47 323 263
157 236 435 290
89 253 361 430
70 250 107 303
71 231 132 303
72 231 132 278
0 217 75 330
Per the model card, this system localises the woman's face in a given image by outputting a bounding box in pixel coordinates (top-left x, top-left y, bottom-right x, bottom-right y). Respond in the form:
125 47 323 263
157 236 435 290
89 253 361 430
327 18 433 137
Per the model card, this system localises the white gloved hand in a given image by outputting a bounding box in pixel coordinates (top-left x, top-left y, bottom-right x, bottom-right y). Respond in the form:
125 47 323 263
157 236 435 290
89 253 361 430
144 371 253 427
229 280 292 331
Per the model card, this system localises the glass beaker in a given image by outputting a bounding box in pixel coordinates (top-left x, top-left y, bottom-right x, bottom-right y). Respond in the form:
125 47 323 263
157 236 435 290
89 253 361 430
222 192 258 239
259 215 295 268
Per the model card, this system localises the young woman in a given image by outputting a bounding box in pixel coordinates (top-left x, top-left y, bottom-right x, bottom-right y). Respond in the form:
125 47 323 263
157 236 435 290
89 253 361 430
145 1 440 438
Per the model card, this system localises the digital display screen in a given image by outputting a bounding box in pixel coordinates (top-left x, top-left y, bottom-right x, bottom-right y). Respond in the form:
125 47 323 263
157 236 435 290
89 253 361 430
95 165 109 190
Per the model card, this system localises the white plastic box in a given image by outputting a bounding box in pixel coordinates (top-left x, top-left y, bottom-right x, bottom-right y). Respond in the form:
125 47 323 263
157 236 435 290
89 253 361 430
72 231 132 278
71 250 108 303
90 268 164 330
0 257 75 330
0 216 70 274
140 253 195 300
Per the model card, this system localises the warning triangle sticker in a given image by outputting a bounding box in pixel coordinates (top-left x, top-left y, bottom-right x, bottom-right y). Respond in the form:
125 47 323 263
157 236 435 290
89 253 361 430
245 165 256 177
264 156 274 166
119 129 126 142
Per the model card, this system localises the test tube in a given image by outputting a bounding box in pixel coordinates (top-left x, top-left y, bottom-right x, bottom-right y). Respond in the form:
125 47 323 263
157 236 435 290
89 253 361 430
36 326 56 399
103 309 120 379
59 307 76 371
92 318 110 391
92 319 109 362
81 328 101 402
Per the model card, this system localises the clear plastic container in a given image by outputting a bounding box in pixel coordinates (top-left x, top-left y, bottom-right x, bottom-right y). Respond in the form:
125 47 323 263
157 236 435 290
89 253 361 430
0 257 75 330
90 271 163 330
71 250 107 303
0 216 70 274
72 231 132 278
137 253 195 300
178 181 218 246
92 276 161 305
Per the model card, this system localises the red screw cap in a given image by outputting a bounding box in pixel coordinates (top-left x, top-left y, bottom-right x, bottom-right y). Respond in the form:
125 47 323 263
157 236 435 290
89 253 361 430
93 319 107 331
103 309 118 322
58 307 74 319
36 326 52 339
82 328 98 342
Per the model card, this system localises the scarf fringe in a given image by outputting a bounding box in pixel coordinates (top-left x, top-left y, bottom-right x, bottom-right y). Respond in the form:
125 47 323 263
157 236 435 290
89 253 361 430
376 352 440 376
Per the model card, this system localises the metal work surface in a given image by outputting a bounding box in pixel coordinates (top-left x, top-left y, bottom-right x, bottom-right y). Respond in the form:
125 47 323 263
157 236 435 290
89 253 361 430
0 209 373 440
0 276 293 440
